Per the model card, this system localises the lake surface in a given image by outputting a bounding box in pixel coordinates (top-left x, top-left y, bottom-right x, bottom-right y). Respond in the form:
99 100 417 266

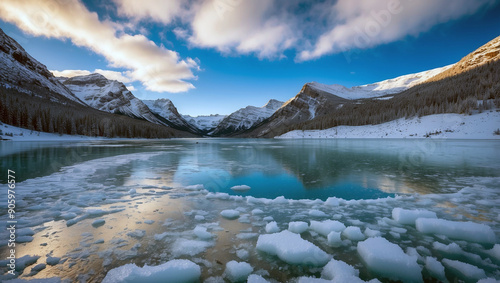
0 139 499 282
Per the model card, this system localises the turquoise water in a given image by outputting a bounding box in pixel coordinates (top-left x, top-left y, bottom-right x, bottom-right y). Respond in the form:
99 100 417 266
2 138 499 200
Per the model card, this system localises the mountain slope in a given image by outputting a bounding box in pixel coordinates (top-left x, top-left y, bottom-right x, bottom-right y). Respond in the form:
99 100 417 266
243 35 500 138
0 28 83 105
210 99 284 136
143 99 201 133
426 35 500 83
0 28 196 139
183 114 227 133
242 85 348 137
60 73 166 124
307 65 452 100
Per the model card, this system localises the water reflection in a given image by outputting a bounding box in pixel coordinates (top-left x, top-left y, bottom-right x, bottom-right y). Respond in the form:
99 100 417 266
2 139 499 200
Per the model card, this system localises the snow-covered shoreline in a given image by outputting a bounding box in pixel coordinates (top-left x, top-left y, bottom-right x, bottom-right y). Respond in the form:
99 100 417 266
277 111 500 139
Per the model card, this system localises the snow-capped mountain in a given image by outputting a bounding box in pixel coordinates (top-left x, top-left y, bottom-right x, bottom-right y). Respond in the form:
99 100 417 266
244 84 348 137
210 99 284 136
143 99 201 133
307 65 452 100
426 35 500 83
0 27 83 105
183 114 227 133
59 73 168 126
244 65 456 138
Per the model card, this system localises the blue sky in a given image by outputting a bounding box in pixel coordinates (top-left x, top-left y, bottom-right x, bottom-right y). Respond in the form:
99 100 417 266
1 0 499 116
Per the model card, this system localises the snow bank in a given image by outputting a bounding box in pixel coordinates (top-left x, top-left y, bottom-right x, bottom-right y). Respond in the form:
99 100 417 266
415 218 496 244
392 208 437 225
102 259 201 283
277 111 500 140
224 261 253 282
357 237 422 282
256 230 331 266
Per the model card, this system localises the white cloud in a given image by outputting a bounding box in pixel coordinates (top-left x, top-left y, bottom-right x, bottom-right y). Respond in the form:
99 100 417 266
111 0 185 24
187 0 296 59
297 0 496 61
51 69 133 83
0 0 197 93
126 85 136 91
51 69 91 78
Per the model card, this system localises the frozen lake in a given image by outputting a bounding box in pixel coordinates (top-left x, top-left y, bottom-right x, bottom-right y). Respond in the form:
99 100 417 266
0 139 499 282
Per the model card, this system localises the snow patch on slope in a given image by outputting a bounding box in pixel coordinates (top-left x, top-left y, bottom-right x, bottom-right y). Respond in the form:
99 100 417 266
277 111 500 139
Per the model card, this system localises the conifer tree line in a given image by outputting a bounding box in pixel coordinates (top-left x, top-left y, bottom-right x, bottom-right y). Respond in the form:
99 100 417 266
276 59 500 136
0 86 192 138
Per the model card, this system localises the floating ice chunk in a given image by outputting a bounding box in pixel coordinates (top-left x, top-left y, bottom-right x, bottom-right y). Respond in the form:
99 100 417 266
251 209 264 215
17 228 35 236
288 222 309 234
231 185 251 191
102 259 201 283
144 220 155 225
193 226 212 240
186 184 205 191
256 230 331 266
324 197 341 206
309 209 328 218
60 212 77 220
327 232 342 247
415 218 496 244
425 257 446 282
357 237 422 282
310 220 346 237
12 255 40 272
126 229 146 239
342 226 365 241
486 244 500 261
477 278 500 283
321 259 365 283
17 236 34 243
265 221 280 233
220 210 240 220
392 208 437 225
442 259 486 281
46 257 61 266
224 261 253 282
297 277 331 282
207 192 230 200
247 274 270 283
364 228 381 238
128 189 136 194
272 196 289 204
92 219 105 228
154 232 168 241
195 215 205 221
263 216 274 221
236 249 250 260
172 239 212 257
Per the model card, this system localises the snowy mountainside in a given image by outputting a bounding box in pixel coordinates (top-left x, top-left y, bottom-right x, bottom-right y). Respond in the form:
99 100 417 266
0 27 83 104
142 99 200 133
60 73 165 125
210 99 284 136
183 114 227 132
426 35 500 83
243 84 348 138
307 65 452 100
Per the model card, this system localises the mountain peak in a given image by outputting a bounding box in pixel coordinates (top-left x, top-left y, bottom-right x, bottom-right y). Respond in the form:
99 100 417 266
263 99 284 109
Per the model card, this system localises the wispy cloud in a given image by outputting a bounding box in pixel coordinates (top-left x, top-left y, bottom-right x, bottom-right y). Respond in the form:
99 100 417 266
0 0 197 93
297 0 497 61
51 69 133 83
